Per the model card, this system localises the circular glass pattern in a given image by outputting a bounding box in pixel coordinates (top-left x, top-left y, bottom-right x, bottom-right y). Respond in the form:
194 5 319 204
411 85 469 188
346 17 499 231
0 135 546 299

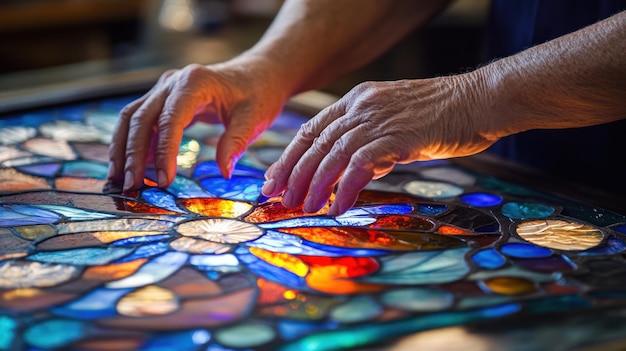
175 218 264 244
516 219 604 251
403 180 463 199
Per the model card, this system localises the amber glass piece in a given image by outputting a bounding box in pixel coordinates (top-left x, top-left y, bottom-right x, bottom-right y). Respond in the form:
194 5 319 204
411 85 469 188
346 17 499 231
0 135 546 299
279 227 416 250
55 177 107 193
369 215 435 231
482 277 536 295
516 219 604 251
300 255 383 294
383 231 466 250
116 285 178 317
257 278 295 305
0 288 75 312
12 224 56 240
181 198 252 218
83 259 148 280
250 247 309 277
244 199 329 223
0 169 50 192
437 225 471 235
118 199 180 215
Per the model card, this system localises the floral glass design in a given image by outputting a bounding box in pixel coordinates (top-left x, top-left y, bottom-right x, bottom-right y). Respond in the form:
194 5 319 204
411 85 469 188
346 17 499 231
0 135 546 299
1 95 626 351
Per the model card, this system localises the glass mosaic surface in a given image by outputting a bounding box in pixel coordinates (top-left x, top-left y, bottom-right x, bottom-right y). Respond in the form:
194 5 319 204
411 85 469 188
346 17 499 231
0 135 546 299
1 94 626 351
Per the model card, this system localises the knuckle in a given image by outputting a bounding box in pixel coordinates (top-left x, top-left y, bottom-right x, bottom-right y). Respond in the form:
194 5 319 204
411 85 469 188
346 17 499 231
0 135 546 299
350 149 376 170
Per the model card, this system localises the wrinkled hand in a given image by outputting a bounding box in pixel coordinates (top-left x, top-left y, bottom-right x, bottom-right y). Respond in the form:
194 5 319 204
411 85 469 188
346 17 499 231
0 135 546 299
107 62 286 191
262 74 498 215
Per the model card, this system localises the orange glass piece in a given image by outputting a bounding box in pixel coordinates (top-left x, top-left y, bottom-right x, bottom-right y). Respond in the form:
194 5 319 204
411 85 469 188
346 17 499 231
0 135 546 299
249 247 309 277
83 258 148 280
55 177 107 193
0 169 50 192
437 225 471 235
119 199 180 215
299 255 383 294
143 178 158 187
369 215 435 231
482 277 536 295
181 198 252 218
279 227 417 251
244 198 330 223
0 288 75 312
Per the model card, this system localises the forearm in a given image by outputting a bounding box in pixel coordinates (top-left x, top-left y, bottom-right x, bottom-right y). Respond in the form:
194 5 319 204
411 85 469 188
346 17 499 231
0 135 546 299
233 0 450 97
478 10 626 138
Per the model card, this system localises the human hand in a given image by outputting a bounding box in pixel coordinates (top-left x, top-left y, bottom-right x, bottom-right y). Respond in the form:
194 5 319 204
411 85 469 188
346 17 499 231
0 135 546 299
107 62 287 191
262 74 499 215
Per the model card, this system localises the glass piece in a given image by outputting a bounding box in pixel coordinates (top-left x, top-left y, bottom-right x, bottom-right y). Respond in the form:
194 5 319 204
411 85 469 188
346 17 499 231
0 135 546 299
24 319 86 349
83 258 148 281
501 202 555 219
15 162 62 177
579 237 626 255
192 160 265 179
40 120 104 142
500 243 552 258
114 242 170 263
471 248 507 269
106 252 188 289
469 266 556 283
380 287 453 312
61 160 108 178
437 225 471 235
56 218 173 234
55 177 107 192
238 248 308 289
0 227 31 258
141 188 186 213
568 259 626 290
363 247 471 285
261 217 343 229
177 138 201 169
368 215 435 231
71 141 110 163
0 316 16 350
117 285 178 317
12 224 55 240
403 180 463 199
99 288 255 329
342 204 414 216
436 207 499 232
278 227 414 251
53 287 132 319
214 322 275 348
244 199 330 224
0 204 60 226
300 254 382 294
170 237 234 254
278 320 339 341
460 193 503 207
0 261 79 288
511 256 575 272
22 137 76 160
0 169 51 192
119 199 181 215
199 176 264 201
35 204 115 220
561 203 626 228
480 277 536 295
140 330 211 351
247 230 345 256
613 224 626 235
175 218 263 244
249 247 309 277
112 234 172 246
166 175 214 198
29 246 134 265
420 167 476 186
181 198 253 218
456 295 513 309
516 219 604 251
158 267 223 297
330 296 383 323
0 126 36 145
189 253 239 267
0 146 32 165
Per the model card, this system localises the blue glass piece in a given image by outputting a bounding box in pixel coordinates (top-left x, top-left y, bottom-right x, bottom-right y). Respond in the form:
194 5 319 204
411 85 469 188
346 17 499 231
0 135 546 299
303 239 390 256
141 188 185 213
363 247 471 285
334 216 377 227
416 204 448 216
460 193 503 207
24 319 85 349
613 224 626 235
579 237 626 256
236 247 308 290
278 320 339 340
278 303 520 351
15 162 61 177
193 160 265 179
247 230 343 256
501 202 555 219
111 234 172 246
62 160 108 179
190 254 240 267
35 204 115 220
0 113 54 128
107 252 188 289
471 248 507 269
359 204 413 215
166 175 214 198
57 104 90 121
500 243 552 258
52 288 132 319
259 217 341 229
114 242 170 263
29 247 134 265
0 316 16 350
199 176 264 201
0 204 60 227
141 330 211 351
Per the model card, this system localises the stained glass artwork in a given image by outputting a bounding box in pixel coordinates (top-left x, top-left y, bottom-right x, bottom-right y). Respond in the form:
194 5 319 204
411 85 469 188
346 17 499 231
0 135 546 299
1 93 626 351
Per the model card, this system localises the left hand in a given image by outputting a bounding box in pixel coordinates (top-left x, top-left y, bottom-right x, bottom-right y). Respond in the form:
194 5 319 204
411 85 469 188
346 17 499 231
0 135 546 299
262 74 499 215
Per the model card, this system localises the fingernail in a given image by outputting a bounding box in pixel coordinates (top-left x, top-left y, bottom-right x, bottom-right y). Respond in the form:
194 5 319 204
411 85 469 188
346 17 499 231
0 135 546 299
262 178 276 196
157 169 168 188
282 189 293 207
123 170 134 190
328 202 342 216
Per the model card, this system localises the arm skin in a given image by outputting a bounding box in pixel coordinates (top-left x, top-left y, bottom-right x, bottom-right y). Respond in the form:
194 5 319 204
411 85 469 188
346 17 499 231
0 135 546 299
106 0 451 192
263 10 626 215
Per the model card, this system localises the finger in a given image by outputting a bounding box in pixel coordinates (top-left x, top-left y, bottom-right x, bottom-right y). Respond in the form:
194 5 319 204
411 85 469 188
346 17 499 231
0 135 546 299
262 102 347 197
215 108 265 179
328 138 398 216
107 96 147 184
122 90 169 191
153 90 207 188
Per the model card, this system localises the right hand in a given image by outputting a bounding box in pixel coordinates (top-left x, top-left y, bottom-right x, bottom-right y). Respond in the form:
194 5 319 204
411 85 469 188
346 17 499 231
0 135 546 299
107 60 288 191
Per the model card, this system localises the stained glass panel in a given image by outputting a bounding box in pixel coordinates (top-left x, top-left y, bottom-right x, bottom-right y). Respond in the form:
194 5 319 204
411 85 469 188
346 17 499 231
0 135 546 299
1 93 626 350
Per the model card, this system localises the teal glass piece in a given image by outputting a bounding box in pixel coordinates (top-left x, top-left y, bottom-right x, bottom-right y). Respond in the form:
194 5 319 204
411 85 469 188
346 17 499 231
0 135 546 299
0 316 16 350
471 248 507 269
28 246 133 265
52 288 132 319
24 319 86 349
106 252 188 289
500 243 552 258
61 160 108 178
215 322 276 348
330 296 383 323
561 204 626 227
460 193 503 207
381 287 453 312
0 204 60 227
363 247 471 285
501 201 555 219
141 330 211 351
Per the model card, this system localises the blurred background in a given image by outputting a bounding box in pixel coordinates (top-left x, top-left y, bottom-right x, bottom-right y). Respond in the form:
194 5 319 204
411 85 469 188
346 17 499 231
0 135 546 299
0 0 488 110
